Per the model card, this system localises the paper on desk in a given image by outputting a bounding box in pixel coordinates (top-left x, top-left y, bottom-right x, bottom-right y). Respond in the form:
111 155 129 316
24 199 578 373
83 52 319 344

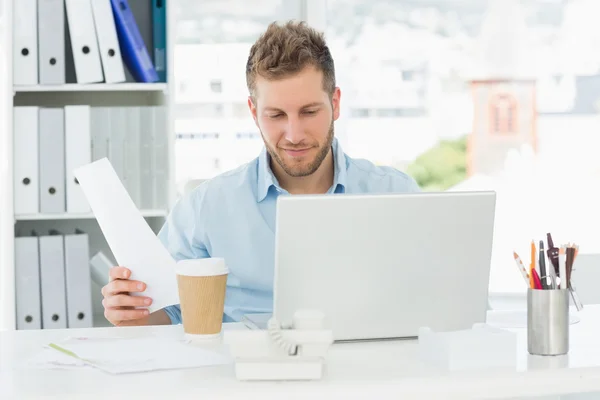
22 336 118 370
46 337 231 374
73 158 179 313
24 346 90 370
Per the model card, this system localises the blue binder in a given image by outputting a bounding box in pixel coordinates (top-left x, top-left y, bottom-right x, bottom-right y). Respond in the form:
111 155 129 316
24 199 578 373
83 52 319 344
110 0 159 83
152 0 167 82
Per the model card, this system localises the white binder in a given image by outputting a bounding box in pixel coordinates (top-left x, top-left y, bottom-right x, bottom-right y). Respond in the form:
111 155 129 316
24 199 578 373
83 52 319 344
39 108 66 213
90 107 110 161
65 0 104 83
13 0 38 85
124 107 141 207
15 235 42 330
38 0 66 85
64 230 93 329
65 105 92 213
152 106 168 209
13 107 39 215
108 107 126 183
139 107 154 209
90 0 126 83
39 231 68 329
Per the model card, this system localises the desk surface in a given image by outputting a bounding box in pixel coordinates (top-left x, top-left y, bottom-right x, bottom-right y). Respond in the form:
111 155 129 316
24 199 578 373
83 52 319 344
4 307 600 400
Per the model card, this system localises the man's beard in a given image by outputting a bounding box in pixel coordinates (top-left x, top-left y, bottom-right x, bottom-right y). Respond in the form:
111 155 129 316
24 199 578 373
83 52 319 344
262 121 334 178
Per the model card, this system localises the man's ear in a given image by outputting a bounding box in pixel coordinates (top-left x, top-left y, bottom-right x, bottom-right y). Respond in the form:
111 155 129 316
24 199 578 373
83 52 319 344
248 96 259 127
331 87 341 121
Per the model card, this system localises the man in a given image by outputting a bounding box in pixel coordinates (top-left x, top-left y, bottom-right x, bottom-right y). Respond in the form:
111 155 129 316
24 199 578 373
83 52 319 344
101 20 420 326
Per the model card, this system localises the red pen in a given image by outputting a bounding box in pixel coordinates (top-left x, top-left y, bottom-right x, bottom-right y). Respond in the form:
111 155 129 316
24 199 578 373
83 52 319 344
532 268 543 290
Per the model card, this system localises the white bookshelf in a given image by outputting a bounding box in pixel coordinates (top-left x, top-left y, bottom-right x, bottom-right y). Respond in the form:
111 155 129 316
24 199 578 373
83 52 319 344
13 83 168 93
0 0 177 330
15 209 168 221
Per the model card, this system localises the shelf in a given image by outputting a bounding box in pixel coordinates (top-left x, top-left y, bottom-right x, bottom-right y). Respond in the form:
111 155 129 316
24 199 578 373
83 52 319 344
13 83 168 93
15 209 168 221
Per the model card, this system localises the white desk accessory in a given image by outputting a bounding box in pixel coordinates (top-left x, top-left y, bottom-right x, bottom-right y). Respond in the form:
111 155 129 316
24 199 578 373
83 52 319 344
418 323 517 371
223 310 334 381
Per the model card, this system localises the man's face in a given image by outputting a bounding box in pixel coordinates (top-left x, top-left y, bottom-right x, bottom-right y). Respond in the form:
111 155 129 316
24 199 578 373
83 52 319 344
248 66 341 177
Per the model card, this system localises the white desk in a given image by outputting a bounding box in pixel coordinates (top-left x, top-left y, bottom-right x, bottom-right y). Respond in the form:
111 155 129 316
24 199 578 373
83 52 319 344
4 307 600 400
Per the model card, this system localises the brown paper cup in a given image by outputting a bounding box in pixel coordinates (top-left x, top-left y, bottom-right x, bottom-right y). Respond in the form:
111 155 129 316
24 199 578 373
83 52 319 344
176 258 228 340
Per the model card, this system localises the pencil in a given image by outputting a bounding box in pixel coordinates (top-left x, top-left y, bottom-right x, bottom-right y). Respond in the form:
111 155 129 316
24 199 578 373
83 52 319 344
529 241 536 289
513 251 530 286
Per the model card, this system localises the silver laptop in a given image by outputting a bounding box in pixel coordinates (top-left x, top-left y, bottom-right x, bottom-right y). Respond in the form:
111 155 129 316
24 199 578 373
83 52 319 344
266 191 496 341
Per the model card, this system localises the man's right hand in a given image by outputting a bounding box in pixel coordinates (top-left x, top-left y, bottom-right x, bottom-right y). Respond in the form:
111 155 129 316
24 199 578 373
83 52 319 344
101 266 153 326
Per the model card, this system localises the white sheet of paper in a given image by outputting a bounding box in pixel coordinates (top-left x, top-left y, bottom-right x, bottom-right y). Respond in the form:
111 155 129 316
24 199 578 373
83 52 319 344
50 337 232 374
23 347 90 370
22 336 118 370
74 158 179 313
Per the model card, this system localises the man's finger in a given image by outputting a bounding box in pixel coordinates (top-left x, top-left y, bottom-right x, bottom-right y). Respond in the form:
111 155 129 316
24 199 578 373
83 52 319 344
102 279 146 296
109 266 131 281
103 294 152 309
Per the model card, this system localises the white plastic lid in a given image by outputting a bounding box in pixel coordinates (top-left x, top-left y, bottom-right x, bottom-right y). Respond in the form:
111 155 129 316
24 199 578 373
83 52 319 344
175 257 228 277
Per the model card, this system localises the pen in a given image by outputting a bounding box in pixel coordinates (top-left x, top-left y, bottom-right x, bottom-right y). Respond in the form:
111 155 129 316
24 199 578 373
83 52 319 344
539 240 549 289
532 268 543 290
513 251 530 286
530 241 536 289
559 246 567 289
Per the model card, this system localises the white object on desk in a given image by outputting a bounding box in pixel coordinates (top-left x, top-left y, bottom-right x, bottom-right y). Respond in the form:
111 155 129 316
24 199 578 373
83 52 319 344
418 323 517 372
33 336 230 374
224 310 334 381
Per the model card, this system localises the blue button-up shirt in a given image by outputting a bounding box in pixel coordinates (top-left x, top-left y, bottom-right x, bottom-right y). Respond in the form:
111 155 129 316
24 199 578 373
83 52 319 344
157 138 420 324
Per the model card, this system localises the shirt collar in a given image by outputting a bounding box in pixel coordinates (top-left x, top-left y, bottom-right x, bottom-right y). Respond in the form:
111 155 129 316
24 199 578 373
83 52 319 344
256 137 347 202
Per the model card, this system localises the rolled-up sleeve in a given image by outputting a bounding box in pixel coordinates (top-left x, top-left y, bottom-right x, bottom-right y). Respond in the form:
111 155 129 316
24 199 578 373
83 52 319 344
157 185 210 324
163 304 182 325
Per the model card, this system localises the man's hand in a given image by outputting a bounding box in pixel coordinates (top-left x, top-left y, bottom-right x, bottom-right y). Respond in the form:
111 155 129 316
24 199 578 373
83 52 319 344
101 266 153 326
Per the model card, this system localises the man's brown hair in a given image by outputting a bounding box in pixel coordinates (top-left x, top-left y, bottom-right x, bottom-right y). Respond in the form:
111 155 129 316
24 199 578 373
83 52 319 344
246 20 336 99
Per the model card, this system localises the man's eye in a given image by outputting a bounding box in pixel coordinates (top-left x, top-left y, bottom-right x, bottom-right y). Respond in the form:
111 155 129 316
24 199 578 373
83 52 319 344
303 110 317 115
268 114 283 119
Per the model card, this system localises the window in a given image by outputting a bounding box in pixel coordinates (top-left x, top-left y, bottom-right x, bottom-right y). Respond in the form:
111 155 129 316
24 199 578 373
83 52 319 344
209 79 223 93
175 103 224 119
173 0 301 185
326 0 600 295
350 108 370 118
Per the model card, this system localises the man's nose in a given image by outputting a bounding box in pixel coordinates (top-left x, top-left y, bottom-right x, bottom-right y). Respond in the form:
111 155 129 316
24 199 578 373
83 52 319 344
283 117 306 144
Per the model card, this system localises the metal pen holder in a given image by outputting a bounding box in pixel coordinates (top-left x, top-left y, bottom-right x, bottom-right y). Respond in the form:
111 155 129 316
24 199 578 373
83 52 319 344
527 288 569 356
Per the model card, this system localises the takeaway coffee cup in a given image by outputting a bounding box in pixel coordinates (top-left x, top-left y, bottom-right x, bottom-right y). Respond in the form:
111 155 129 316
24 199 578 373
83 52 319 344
176 258 228 339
